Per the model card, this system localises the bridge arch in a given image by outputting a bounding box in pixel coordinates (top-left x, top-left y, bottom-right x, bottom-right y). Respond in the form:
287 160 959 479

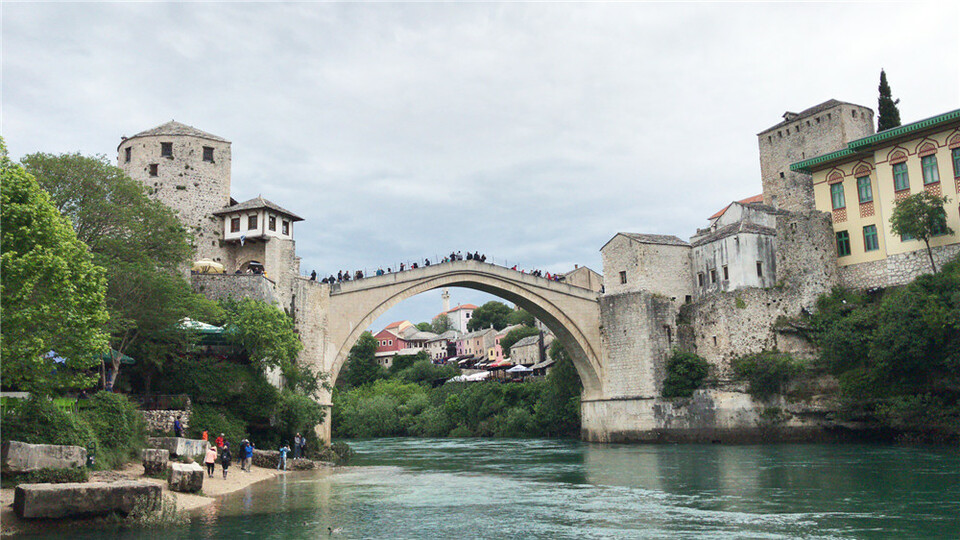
323 261 603 399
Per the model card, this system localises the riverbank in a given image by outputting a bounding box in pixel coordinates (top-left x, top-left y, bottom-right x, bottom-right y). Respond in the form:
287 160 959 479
0 461 305 536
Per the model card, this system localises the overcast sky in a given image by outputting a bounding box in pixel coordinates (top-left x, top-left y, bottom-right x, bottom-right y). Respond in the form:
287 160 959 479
4 2 958 329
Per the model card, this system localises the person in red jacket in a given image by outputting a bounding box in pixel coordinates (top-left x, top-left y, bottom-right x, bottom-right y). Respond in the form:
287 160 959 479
215 433 225 449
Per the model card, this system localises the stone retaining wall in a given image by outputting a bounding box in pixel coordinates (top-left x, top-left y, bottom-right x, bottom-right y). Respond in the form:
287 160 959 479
838 243 960 289
139 409 190 434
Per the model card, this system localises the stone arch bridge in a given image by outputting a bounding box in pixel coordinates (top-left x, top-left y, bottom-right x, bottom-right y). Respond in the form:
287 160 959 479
290 261 676 441
290 259 626 441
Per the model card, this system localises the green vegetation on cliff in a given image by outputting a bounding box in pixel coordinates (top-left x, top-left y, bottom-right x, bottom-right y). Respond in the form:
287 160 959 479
810 257 960 435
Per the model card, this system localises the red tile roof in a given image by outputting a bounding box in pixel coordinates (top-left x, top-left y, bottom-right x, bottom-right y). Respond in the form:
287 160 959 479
708 194 764 220
444 304 478 313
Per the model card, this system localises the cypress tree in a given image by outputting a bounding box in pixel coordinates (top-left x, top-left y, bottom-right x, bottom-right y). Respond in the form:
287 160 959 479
877 69 901 132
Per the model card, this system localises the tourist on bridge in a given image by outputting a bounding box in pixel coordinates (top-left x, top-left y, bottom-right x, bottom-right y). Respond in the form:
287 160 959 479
424 259 430 266
221 442 232 479
400 263 405 271
466 252 473 260
337 271 343 282
310 270 316 280
204 444 218 478
473 251 480 260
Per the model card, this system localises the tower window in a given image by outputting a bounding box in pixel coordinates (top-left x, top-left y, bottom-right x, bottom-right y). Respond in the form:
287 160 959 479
269 216 277 231
710 269 717 284
756 261 763 277
893 162 910 191
697 272 704 287
160 142 173 158
248 215 258 230
722 265 729 281
149 164 158 177
619 271 627 284
124 147 131 163
282 220 290 235
203 146 215 162
230 217 240 233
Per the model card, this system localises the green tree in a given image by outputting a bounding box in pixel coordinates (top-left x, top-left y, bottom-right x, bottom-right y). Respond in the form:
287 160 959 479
22 152 210 389
431 314 454 334
661 351 709 398
1 144 109 394
415 322 433 332
877 69 901 132
467 301 513 331
500 326 540 358
506 308 536 328
889 192 953 273
340 331 384 388
535 342 582 436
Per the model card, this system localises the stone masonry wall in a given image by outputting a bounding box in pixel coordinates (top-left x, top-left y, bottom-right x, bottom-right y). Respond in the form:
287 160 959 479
598 290 676 398
191 274 278 305
758 102 874 212
118 134 232 264
139 409 190 434
839 242 960 289
601 236 693 303
678 210 835 376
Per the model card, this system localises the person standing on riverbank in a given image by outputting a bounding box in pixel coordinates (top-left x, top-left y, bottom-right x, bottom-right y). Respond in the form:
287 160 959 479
294 433 302 458
204 445 218 478
221 442 232 479
278 444 290 471
298 435 306 458
243 440 254 472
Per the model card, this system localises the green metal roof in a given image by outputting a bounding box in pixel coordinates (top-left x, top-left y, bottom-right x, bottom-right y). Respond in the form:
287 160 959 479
790 148 859 174
790 108 960 174
849 109 960 150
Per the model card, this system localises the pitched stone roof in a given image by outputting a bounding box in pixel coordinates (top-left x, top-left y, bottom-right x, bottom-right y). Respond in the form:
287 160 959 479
758 99 872 134
212 196 303 221
691 221 776 247
125 121 229 143
622 233 690 247
511 335 540 348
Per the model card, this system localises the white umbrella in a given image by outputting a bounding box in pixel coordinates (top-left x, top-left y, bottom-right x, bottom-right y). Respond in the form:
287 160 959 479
507 364 533 373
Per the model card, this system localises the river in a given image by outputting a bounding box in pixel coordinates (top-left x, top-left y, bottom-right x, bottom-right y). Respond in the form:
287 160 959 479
49 438 960 539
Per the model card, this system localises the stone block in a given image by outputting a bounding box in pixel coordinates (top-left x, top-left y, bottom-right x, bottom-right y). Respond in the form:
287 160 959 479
141 448 169 476
168 462 204 493
147 437 207 458
13 480 161 519
1 441 87 473
252 449 279 469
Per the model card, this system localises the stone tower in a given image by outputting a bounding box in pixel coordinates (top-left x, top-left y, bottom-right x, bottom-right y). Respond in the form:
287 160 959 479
757 100 874 212
117 121 232 263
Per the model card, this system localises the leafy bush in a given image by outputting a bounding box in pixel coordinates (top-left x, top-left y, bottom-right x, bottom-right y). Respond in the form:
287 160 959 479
187 404 247 442
1 397 100 456
731 351 803 399
80 392 146 468
661 351 709 398
395 360 459 385
1 466 88 488
276 390 326 443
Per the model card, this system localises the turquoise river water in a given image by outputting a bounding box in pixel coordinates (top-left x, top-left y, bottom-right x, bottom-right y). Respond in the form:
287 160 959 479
36 438 960 539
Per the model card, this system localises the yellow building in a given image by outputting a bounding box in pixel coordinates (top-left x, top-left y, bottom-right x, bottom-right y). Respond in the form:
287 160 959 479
791 109 960 288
